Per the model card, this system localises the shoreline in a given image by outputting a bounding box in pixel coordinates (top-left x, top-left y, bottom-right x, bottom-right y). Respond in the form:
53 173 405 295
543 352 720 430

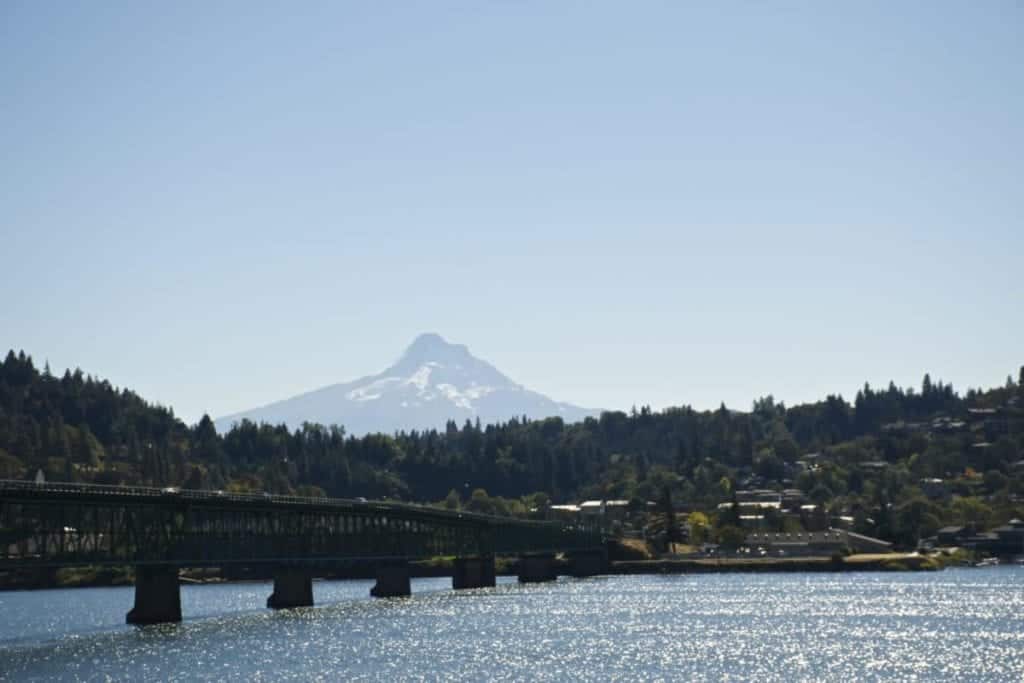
0 553 953 591
609 552 944 574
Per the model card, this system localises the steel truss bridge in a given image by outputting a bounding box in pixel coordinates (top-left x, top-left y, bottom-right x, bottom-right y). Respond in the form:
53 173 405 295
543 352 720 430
0 480 603 569
1 480 607 623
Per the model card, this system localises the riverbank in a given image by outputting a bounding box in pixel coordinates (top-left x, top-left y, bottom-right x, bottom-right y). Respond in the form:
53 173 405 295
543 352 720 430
0 552 956 590
609 552 946 574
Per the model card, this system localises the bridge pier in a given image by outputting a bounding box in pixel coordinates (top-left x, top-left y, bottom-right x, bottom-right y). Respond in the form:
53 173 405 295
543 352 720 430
370 561 411 598
453 555 496 590
126 565 181 625
518 553 558 583
567 549 608 577
267 568 314 609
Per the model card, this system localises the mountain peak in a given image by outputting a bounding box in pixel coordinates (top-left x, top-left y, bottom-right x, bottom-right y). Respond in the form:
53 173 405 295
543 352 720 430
215 334 599 435
406 332 452 353
398 333 471 367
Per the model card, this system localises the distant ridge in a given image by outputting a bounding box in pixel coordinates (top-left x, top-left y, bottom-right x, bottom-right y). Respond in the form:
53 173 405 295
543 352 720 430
214 333 599 435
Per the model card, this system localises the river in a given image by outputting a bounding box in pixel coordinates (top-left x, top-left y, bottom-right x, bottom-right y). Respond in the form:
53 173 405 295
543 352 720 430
1 568 1022 681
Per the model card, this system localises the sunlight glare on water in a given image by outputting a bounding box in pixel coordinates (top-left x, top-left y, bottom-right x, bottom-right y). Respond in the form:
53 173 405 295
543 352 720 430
1 569 1023 681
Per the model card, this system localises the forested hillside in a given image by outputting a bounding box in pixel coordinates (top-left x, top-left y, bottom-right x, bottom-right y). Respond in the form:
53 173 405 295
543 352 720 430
2 349 1022 546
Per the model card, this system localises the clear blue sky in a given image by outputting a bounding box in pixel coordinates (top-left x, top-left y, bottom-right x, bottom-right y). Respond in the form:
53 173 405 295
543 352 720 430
2 1 1021 424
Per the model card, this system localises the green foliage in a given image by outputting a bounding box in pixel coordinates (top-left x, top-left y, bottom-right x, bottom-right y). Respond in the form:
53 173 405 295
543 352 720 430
607 538 652 561
984 470 1009 494
0 448 25 479
295 484 327 498
688 511 710 544
660 486 680 547
1 349 1023 546
809 483 834 505
717 525 747 547
951 496 994 528
54 565 134 587
462 488 527 517
891 496 945 546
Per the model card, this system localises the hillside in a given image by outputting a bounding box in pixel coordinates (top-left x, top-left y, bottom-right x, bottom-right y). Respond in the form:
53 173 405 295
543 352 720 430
1 349 1023 548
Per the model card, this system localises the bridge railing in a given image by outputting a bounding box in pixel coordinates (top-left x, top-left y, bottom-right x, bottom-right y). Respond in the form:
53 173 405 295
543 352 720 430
0 479 398 508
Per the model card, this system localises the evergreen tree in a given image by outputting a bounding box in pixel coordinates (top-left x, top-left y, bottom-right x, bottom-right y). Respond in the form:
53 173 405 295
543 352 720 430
660 486 679 548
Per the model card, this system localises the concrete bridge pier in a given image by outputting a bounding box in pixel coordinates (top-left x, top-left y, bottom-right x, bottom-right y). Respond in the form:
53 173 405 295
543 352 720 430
567 549 608 577
518 553 558 583
126 565 182 625
267 568 314 609
370 560 411 598
453 555 496 590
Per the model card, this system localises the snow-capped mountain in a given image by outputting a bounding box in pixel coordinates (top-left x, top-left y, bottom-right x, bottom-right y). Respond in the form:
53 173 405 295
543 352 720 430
214 333 599 435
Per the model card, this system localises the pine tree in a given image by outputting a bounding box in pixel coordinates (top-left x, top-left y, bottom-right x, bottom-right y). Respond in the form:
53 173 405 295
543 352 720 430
661 486 679 549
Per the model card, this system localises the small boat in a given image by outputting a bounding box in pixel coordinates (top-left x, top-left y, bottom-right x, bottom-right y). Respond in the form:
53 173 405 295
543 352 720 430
973 557 1000 567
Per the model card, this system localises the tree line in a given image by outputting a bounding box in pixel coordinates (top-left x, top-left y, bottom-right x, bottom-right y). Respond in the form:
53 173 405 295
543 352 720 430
1 349 1022 548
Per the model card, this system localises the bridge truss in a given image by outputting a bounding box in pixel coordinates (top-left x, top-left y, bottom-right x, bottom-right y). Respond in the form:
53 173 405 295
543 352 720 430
0 481 603 569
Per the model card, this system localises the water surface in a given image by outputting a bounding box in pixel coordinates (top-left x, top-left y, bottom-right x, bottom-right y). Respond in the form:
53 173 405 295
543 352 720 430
1 569 1022 681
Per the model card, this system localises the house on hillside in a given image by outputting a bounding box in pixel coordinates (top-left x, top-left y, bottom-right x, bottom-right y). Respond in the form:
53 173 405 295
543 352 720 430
719 491 783 528
931 416 967 433
991 519 1024 556
830 515 855 530
948 519 1024 556
781 489 806 510
579 499 630 523
881 421 928 435
799 504 829 531
919 478 950 501
937 525 973 546
934 523 1016 554
796 453 823 472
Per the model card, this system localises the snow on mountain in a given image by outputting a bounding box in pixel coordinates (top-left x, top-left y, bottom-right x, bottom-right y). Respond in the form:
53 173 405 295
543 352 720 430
214 333 599 435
